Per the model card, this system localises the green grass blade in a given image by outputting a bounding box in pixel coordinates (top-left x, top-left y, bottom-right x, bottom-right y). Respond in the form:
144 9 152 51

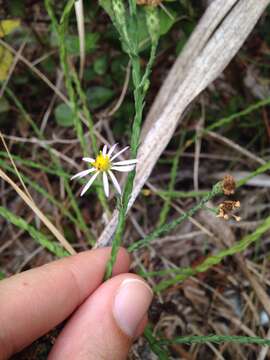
105 5 159 279
158 334 270 347
155 214 270 291
158 134 185 227
157 189 209 198
0 206 69 258
128 182 222 252
144 326 170 360
129 160 270 253
5 85 94 244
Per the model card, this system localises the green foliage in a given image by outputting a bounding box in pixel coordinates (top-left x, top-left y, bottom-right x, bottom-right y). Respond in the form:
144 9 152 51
46 0 87 153
156 189 209 198
157 133 185 227
145 6 160 43
129 182 222 253
159 8 177 36
86 86 115 109
0 156 91 238
0 207 69 258
207 95 270 133
4 87 95 244
7 0 26 17
144 326 170 360
54 103 74 127
0 97 10 113
130 159 270 255
0 271 5 280
100 0 175 52
103 0 160 280
93 55 108 75
50 28 99 56
3 2 270 357
144 331 270 358
65 33 99 55
158 334 270 347
155 212 270 292
45 0 109 215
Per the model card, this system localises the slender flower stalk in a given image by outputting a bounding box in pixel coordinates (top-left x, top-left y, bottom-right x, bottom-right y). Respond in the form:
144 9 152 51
71 144 137 197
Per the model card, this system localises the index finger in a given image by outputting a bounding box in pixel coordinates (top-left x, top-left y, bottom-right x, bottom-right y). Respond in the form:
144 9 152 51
0 247 130 359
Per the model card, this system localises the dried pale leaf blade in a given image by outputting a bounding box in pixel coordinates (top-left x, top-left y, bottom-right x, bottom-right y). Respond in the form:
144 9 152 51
0 168 76 255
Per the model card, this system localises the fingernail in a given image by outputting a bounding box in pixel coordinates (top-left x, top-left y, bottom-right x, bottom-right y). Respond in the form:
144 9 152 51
113 278 153 337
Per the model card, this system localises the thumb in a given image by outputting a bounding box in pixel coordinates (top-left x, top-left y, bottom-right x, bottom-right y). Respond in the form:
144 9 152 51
48 274 153 360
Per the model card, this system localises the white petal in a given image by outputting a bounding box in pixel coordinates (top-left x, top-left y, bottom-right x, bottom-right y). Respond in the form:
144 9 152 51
111 164 135 172
102 144 108 156
80 171 99 196
110 146 129 161
103 172 109 198
82 157 95 163
108 143 118 157
108 170 121 194
71 168 96 180
112 159 137 166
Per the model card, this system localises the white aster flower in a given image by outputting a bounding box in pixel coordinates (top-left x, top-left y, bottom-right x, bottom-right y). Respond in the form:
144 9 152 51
71 143 137 197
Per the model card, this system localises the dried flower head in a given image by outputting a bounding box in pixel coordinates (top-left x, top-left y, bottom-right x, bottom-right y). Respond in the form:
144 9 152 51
71 143 137 197
216 200 241 222
222 175 236 196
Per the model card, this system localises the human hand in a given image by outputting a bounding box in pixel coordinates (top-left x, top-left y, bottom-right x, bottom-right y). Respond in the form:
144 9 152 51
0 247 153 360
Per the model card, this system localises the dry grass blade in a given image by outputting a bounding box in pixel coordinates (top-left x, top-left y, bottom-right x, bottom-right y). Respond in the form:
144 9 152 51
238 257 270 316
74 0 85 79
207 131 266 165
238 258 270 360
97 0 270 247
0 132 33 202
0 168 76 255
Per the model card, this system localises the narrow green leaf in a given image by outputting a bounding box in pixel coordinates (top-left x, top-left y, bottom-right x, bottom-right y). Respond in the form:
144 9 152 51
0 206 69 258
158 334 270 347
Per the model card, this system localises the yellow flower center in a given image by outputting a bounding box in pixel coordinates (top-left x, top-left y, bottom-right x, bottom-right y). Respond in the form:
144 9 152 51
92 152 111 172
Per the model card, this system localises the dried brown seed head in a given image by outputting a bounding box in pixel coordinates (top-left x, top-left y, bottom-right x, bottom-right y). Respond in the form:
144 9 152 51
222 175 236 196
233 215 241 222
216 200 241 221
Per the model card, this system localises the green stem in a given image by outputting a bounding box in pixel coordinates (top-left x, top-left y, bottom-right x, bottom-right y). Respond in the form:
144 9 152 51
157 133 185 227
155 214 270 292
158 334 270 347
129 160 270 254
71 68 109 214
45 0 108 214
0 206 69 258
128 182 222 252
103 3 159 279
